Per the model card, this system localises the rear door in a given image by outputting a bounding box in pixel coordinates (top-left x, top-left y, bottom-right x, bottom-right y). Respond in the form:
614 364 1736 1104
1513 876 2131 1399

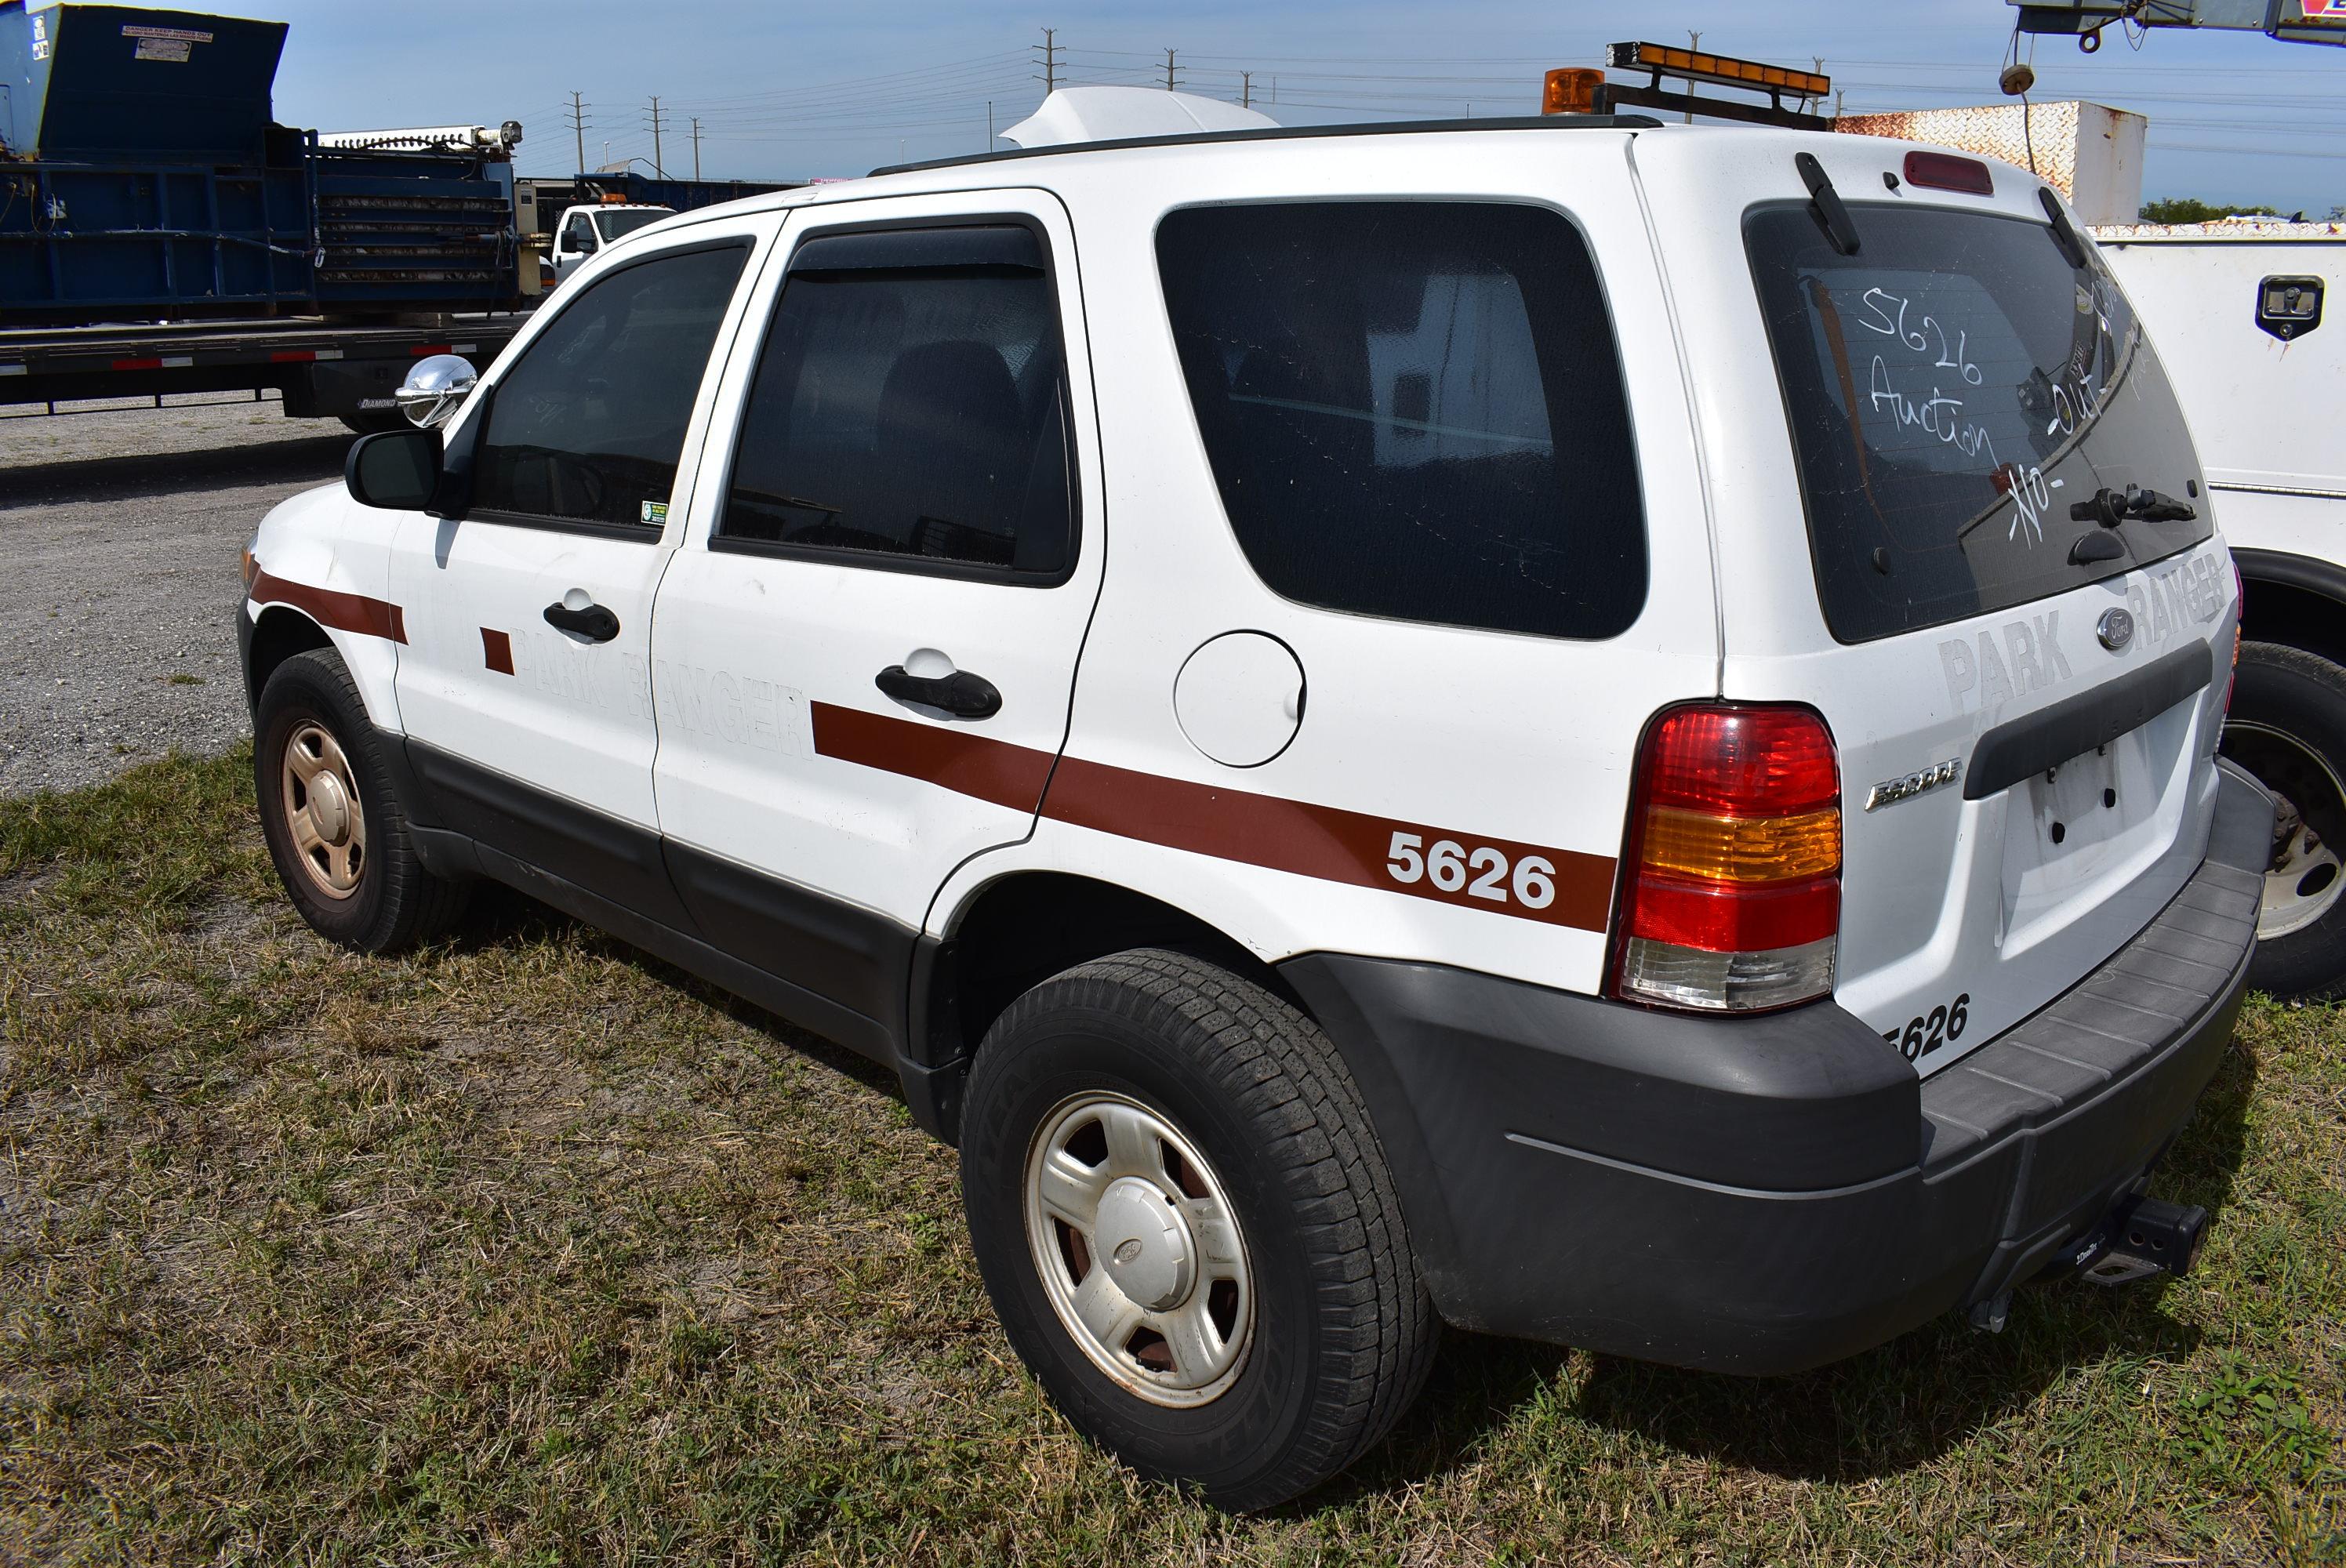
647 190 1103 1047
1695 146 2233 1073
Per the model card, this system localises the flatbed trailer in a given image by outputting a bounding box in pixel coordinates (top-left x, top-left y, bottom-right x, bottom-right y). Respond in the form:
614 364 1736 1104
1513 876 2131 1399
0 314 530 427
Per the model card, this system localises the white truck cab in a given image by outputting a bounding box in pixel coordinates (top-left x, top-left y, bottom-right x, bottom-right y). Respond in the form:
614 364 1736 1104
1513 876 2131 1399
2092 221 2345 999
547 201 677 285
238 100 2271 1508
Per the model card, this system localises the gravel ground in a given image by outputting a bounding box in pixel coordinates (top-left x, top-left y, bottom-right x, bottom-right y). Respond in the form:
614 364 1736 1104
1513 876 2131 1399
0 397 350 797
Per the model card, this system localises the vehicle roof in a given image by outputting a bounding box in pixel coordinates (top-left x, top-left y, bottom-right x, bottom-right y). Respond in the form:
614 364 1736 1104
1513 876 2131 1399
659 116 2069 233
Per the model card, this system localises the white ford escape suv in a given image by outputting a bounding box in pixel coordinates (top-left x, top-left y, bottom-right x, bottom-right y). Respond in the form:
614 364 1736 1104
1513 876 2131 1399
238 108 2272 1508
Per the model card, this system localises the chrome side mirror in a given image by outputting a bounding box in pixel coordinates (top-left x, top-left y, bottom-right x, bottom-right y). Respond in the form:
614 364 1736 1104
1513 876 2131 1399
397 354 478 429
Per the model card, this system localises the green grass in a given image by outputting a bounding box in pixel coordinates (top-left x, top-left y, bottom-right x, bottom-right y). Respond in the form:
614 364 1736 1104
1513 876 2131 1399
2 748 2341 1565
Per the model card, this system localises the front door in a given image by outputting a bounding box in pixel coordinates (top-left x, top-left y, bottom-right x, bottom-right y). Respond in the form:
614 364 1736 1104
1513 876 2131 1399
649 191 1104 1044
388 216 773 916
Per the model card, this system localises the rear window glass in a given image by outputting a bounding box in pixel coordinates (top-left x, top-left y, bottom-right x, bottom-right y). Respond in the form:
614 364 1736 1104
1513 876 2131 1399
1746 202 2211 643
1156 202 1646 640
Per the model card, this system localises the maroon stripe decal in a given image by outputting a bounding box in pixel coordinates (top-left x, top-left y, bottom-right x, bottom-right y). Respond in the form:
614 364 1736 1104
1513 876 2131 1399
810 702 1615 931
249 568 408 644
812 701 1054 813
481 627 515 675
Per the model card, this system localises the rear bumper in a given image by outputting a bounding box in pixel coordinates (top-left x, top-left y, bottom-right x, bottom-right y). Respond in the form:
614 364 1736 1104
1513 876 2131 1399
1283 761 2272 1374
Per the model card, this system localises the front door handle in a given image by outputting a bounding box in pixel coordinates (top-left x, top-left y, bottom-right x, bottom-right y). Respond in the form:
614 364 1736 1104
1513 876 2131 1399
875 663 1002 720
544 599 620 642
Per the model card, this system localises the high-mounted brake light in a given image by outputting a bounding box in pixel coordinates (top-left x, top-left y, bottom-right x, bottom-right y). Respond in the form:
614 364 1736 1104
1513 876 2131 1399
1610 705 1842 1013
1542 67 1605 116
1902 150 1995 197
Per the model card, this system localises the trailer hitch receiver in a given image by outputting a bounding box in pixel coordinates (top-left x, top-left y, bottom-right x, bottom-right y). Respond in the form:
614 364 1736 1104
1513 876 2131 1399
2068 1195 2209 1287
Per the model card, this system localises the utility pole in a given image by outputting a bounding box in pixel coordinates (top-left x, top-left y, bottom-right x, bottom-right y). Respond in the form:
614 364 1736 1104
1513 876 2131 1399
987 100 993 146
1240 70 1251 108
567 91 587 177
690 116 702 179
1809 57 1825 114
1684 31 1701 122
1163 48 1178 91
1034 27 1060 93
646 96 665 178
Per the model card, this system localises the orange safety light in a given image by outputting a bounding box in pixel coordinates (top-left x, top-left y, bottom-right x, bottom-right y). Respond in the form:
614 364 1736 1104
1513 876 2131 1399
1542 67 1605 116
1607 41 1830 100
601 193 628 204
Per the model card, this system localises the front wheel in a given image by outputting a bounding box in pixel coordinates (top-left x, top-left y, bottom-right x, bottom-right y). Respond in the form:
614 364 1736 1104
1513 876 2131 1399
960 949 1436 1511
2221 640 2346 1000
256 648 470 953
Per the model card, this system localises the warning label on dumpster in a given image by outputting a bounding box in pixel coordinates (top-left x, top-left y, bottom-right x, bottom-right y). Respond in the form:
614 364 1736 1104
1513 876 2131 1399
123 24 211 61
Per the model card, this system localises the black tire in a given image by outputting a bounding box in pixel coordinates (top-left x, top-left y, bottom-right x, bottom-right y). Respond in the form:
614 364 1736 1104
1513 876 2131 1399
2221 640 2346 1000
255 648 469 953
960 948 1436 1511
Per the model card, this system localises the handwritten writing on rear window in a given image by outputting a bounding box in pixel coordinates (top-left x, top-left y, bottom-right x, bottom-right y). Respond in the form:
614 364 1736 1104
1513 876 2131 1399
1850 283 2115 550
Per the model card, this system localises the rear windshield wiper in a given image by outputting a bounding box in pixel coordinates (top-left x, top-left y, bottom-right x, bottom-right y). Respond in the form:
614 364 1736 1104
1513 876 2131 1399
1796 152 1861 256
2070 485 2196 528
2038 187 2090 270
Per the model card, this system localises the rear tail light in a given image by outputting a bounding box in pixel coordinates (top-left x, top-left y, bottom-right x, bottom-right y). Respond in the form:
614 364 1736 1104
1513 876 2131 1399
1610 704 1842 1013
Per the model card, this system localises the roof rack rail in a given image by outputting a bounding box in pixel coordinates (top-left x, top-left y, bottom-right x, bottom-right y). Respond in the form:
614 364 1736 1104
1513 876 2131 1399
868 112 1664 178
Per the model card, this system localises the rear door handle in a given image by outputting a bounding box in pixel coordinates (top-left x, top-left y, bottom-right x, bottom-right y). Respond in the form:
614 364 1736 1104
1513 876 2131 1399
543 599 620 643
875 663 1001 719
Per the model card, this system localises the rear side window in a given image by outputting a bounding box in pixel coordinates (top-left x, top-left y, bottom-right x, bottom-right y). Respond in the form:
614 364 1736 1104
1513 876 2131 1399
474 242 746 532
718 225 1074 579
1747 202 2211 643
1156 202 1646 640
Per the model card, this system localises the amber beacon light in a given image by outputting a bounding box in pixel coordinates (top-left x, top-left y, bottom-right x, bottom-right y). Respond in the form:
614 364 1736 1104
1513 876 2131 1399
1541 67 1605 115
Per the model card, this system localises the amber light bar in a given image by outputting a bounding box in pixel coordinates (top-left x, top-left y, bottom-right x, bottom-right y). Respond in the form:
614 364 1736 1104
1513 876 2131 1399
1604 41 1831 100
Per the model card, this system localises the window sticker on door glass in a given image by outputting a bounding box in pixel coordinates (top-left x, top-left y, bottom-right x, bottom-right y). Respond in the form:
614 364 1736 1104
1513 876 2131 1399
641 501 668 526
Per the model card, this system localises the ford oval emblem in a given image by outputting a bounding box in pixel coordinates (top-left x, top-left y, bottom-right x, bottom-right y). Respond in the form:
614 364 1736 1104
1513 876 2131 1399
2097 608 2136 652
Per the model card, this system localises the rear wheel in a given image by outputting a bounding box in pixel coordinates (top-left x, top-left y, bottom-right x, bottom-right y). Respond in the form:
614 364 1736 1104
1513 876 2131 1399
959 949 1436 1510
2221 640 2346 1000
256 648 469 953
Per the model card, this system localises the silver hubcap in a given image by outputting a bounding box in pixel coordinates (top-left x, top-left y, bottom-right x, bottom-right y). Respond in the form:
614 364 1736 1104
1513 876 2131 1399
1023 1092 1253 1406
281 720 367 900
2223 720 2346 941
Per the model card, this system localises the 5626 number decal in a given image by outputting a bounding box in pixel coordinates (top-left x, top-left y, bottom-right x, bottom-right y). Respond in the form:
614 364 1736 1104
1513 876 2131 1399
1386 831 1557 909
1882 993 1970 1062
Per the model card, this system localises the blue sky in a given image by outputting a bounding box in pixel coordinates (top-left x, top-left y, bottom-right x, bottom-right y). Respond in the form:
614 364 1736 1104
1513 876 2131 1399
245 0 2342 210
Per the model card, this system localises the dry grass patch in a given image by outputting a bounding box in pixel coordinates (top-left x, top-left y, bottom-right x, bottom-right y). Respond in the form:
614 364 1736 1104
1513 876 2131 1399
2 748 2341 1565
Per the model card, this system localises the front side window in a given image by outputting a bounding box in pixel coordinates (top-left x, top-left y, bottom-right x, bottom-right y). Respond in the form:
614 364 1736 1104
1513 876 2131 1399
599 209 669 242
1156 201 1647 640
472 242 747 532
718 225 1074 578
561 213 597 253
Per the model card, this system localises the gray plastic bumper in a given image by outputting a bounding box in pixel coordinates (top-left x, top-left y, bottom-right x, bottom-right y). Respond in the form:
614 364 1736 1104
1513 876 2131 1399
1282 761 2273 1374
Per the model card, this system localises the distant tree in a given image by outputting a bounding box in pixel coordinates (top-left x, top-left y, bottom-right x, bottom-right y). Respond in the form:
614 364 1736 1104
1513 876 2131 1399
2138 198 2282 223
